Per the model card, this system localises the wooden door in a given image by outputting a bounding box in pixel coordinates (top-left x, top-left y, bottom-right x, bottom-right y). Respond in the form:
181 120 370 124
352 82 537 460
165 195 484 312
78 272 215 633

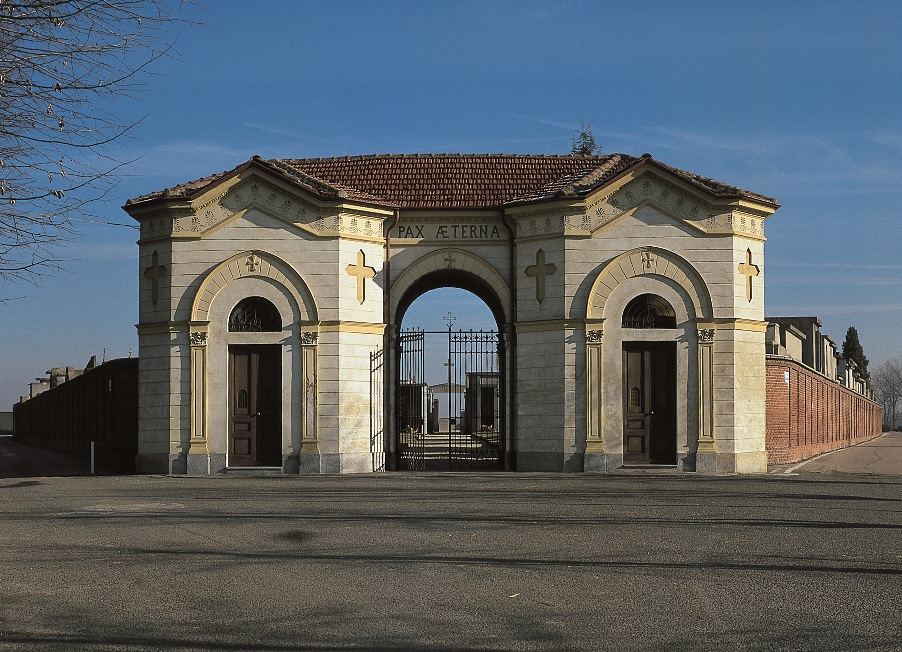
229 345 281 467
622 343 677 465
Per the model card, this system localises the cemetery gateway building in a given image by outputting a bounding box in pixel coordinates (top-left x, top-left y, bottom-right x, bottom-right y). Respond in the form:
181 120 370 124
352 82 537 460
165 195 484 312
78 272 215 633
124 153 780 475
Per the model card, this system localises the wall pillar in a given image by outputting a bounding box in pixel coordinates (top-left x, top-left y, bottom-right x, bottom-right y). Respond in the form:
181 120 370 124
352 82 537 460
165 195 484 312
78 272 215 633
186 327 211 474
584 324 605 471
702 323 768 473
695 328 716 472
299 331 320 473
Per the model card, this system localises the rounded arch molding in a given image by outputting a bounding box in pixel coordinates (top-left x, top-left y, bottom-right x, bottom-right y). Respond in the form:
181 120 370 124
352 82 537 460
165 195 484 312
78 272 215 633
191 250 318 323
586 247 713 321
390 248 511 325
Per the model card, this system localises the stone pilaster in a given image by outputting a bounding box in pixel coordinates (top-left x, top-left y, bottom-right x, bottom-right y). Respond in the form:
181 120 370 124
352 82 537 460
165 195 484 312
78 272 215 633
186 326 211 474
584 324 605 471
695 328 716 472
299 331 321 473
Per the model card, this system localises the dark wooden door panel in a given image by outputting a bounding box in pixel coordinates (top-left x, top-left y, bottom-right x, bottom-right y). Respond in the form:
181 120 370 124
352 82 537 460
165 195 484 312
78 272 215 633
256 346 282 466
230 347 256 466
649 344 677 464
623 346 650 464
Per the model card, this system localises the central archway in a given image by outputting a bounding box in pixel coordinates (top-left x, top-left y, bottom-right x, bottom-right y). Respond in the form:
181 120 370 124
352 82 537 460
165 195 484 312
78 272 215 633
389 254 512 472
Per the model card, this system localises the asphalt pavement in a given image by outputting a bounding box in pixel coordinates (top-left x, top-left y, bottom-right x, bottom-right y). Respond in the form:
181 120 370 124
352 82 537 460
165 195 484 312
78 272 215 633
1 434 900 651
785 431 902 475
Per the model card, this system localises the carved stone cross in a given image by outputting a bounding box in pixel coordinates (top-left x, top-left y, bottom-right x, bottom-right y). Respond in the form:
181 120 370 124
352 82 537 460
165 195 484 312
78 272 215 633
245 254 260 272
444 252 456 269
737 248 760 302
346 250 376 304
143 250 167 306
525 248 557 303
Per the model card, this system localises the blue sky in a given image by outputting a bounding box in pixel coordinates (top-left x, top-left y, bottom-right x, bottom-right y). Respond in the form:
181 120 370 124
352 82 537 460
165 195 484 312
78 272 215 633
2 0 901 407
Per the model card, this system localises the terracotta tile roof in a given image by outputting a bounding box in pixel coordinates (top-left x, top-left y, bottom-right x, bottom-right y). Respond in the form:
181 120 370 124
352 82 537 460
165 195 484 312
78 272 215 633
126 153 778 209
276 154 634 208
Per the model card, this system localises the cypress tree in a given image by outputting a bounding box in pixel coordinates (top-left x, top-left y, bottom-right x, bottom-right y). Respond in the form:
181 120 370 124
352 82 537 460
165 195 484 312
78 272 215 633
842 326 870 379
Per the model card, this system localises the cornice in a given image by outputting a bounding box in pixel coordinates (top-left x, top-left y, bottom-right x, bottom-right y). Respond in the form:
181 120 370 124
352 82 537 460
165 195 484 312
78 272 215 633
136 321 189 335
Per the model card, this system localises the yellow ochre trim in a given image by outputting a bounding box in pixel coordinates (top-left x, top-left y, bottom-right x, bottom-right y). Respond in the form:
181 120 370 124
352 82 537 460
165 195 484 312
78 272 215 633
317 321 386 335
696 318 768 333
516 319 586 334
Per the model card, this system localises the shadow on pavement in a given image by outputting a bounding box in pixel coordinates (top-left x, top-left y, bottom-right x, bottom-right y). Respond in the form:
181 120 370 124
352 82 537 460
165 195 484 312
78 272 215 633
0 435 118 478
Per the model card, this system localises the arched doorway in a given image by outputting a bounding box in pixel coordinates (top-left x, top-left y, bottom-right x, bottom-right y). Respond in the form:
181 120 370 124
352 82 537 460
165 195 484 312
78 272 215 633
393 270 507 471
226 297 282 467
188 250 318 474
621 294 678 465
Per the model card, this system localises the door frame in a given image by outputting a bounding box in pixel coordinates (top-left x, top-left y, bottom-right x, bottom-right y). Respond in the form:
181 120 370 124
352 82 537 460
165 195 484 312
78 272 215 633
621 341 677 466
228 344 282 467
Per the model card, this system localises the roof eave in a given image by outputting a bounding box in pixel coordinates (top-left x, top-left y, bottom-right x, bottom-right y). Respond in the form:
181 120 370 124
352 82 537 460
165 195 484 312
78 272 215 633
122 155 375 216
641 156 780 209
122 157 257 215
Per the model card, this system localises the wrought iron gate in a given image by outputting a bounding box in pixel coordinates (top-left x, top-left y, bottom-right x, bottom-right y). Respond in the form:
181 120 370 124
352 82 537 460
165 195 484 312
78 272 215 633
396 328 504 471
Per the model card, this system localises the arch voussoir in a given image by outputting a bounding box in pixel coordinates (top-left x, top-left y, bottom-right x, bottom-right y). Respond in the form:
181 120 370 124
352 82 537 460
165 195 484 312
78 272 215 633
586 247 713 321
390 248 511 325
191 250 318 323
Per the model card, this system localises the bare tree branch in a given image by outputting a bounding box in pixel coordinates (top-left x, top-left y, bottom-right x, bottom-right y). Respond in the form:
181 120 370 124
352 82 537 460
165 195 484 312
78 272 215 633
0 0 197 292
872 357 902 430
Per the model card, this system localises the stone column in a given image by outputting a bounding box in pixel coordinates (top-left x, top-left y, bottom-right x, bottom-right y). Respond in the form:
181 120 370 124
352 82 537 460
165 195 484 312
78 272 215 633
299 331 320 473
384 326 398 471
502 329 515 471
584 324 605 471
695 328 716 472
187 327 211 474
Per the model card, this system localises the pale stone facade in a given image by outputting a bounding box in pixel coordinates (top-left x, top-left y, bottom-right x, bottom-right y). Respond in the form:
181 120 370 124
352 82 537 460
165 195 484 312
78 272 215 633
124 153 779 474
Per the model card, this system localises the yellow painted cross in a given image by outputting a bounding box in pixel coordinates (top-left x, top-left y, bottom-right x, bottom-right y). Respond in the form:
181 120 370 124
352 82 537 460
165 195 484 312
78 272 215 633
737 248 760 302
346 250 376 304
525 248 557 303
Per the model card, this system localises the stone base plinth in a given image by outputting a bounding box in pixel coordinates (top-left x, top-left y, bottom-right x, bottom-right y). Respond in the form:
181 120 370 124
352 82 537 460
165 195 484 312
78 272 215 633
186 452 210 475
298 453 321 474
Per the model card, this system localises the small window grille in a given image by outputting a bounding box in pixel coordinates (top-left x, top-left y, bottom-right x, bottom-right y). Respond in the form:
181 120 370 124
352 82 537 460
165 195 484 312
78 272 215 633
622 294 677 329
237 389 248 411
229 297 280 332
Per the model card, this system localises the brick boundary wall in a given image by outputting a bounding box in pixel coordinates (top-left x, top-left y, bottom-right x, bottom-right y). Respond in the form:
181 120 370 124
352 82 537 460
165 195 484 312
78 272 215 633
766 356 883 465
12 358 138 471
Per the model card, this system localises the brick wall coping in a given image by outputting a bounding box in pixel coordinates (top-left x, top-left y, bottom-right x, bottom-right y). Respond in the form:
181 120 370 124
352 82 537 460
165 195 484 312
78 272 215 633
766 354 876 403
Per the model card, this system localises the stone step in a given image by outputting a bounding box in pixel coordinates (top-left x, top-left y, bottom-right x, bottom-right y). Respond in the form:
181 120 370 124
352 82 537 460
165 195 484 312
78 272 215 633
223 466 283 476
